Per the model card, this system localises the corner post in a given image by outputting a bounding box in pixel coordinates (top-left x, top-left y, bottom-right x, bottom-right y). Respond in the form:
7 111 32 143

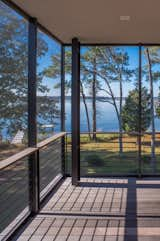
61 45 66 176
138 44 142 177
71 38 80 185
28 17 40 214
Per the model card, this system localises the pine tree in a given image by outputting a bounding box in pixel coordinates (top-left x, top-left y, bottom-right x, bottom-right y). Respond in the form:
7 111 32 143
122 87 151 134
144 47 160 172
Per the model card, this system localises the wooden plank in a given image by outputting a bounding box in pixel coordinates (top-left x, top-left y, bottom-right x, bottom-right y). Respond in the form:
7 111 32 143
5 178 160 241
0 147 37 170
0 132 66 170
37 132 66 149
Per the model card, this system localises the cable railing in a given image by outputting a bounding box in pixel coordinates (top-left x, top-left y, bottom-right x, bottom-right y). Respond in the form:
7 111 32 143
0 132 66 241
65 131 160 176
1 130 160 239
37 133 66 200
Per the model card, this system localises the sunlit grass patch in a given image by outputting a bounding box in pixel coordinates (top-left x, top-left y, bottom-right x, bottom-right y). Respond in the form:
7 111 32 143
66 133 160 175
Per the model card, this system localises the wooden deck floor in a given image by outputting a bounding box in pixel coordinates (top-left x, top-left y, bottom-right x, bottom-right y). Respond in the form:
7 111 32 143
11 177 160 241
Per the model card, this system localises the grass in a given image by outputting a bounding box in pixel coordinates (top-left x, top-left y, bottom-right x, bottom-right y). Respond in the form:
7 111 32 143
1 132 160 175
66 133 160 175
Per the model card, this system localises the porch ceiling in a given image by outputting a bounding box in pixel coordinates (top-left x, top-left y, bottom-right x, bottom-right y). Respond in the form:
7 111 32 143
12 0 160 44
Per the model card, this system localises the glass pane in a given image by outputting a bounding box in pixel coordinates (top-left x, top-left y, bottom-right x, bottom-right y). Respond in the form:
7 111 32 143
65 46 72 133
80 46 139 175
0 2 28 161
142 46 160 174
39 138 62 199
37 30 61 142
0 158 30 236
64 47 72 175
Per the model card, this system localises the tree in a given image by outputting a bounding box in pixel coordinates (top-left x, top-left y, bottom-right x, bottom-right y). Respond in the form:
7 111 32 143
44 46 134 150
122 87 151 136
81 47 101 140
44 48 93 139
0 5 28 139
84 47 134 153
0 4 60 141
144 47 160 171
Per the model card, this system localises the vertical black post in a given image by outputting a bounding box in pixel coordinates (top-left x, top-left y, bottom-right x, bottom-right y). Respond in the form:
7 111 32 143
28 17 40 214
138 44 142 177
61 45 65 132
72 38 80 185
61 45 65 176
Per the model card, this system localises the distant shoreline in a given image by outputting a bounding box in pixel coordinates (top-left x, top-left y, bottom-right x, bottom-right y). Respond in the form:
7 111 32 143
38 96 159 101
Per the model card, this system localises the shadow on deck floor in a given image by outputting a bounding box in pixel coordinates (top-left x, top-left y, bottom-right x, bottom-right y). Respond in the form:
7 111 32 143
11 177 160 241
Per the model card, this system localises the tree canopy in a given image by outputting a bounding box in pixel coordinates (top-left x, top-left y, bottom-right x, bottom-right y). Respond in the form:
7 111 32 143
122 87 151 133
0 4 60 141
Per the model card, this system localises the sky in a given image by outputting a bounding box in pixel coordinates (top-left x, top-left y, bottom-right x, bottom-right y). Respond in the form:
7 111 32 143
35 32 160 98
38 41 160 98
2 0 160 98
37 31 61 97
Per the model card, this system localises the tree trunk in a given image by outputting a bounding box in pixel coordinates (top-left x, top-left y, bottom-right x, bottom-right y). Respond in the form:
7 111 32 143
87 68 121 147
80 81 92 140
107 48 123 154
119 120 123 154
119 73 123 154
92 59 97 141
146 48 156 173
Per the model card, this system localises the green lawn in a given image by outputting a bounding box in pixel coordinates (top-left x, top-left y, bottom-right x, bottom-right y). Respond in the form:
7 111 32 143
66 133 160 176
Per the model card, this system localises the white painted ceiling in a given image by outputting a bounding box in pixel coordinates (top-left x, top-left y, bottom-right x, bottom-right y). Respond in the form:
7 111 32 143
12 0 160 44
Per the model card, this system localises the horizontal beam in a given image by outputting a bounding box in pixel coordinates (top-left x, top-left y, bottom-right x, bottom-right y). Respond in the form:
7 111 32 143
63 43 160 47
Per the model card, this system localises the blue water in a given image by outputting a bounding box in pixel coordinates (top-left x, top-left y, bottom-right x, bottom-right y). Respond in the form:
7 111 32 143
2 98 160 140
65 98 160 132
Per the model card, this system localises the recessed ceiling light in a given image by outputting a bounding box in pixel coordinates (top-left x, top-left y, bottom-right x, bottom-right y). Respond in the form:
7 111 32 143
120 16 130 21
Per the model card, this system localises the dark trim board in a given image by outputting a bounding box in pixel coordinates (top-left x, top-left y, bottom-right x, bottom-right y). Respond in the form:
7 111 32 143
64 43 160 47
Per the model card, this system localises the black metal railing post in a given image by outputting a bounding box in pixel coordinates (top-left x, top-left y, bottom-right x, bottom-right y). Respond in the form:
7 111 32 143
61 45 66 177
61 136 66 177
61 45 65 132
65 133 69 175
28 17 40 214
71 38 80 185
28 151 40 214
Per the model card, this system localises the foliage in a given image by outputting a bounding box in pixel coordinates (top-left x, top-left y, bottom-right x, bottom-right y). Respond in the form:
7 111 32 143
0 3 60 140
122 87 151 133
